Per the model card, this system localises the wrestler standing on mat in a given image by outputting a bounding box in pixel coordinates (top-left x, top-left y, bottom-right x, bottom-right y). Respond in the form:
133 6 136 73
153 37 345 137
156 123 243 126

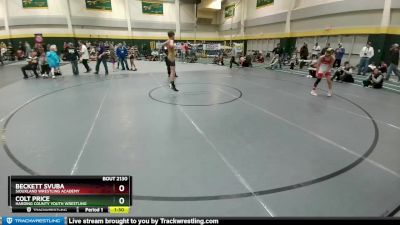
163 31 178 92
310 48 335 97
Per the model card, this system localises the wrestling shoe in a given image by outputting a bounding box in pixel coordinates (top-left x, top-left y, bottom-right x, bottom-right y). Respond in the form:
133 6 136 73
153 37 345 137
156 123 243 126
170 82 179 92
310 90 318 96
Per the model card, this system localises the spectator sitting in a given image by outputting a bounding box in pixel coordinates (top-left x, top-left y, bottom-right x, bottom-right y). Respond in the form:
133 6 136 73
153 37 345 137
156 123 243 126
378 61 387 75
150 50 158 61
21 51 39 79
239 55 245 66
241 55 252 67
367 63 376 73
289 52 298 70
268 54 280 69
219 54 225 66
159 47 166 61
38 47 50 77
331 61 354 83
256 52 264 63
213 55 219 64
218 54 224 66
363 68 384 89
187 53 197 63
213 54 224 66
367 61 387 74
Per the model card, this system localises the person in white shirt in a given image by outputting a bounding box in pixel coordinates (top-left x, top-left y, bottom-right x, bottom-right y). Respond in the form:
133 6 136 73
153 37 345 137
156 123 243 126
0 46 5 65
311 43 321 59
357 42 374 76
0 42 7 65
79 41 92 73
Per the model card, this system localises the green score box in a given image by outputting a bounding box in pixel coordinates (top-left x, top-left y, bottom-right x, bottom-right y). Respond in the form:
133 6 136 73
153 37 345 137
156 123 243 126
11 195 130 207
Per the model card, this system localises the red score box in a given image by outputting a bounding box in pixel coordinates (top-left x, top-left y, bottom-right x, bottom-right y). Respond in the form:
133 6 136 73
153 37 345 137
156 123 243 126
9 176 132 201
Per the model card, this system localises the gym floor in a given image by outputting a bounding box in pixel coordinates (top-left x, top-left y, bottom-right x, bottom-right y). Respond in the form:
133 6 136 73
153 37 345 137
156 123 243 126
0 61 399 217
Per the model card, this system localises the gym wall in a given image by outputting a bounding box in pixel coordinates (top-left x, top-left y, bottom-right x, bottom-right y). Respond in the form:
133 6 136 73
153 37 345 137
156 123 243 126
391 9 400 26
295 0 343 9
0 0 399 63
0 0 217 41
244 0 400 65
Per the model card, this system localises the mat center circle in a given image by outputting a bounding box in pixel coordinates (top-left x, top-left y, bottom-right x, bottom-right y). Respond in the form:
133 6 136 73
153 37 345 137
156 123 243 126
149 83 242 106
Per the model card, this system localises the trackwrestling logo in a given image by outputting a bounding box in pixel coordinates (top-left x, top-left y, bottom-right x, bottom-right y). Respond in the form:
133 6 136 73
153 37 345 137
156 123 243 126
2 217 65 225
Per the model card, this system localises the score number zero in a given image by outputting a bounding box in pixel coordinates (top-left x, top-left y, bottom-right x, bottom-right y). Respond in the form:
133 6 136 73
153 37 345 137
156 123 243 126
102 176 129 205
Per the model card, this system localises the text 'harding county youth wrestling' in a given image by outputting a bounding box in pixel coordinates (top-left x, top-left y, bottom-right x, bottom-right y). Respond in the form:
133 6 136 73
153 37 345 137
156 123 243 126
67 218 219 225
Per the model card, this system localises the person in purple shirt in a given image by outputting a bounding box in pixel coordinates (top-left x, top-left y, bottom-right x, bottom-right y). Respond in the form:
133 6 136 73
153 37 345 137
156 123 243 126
94 42 109 75
334 43 345 68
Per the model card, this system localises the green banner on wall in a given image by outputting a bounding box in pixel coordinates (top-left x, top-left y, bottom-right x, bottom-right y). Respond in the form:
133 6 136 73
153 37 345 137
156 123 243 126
142 2 164 15
85 0 112 11
22 0 48 9
224 4 235 19
256 0 274 8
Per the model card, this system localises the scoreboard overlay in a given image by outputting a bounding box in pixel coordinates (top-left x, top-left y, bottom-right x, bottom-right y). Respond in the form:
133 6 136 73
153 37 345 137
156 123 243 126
8 176 132 214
